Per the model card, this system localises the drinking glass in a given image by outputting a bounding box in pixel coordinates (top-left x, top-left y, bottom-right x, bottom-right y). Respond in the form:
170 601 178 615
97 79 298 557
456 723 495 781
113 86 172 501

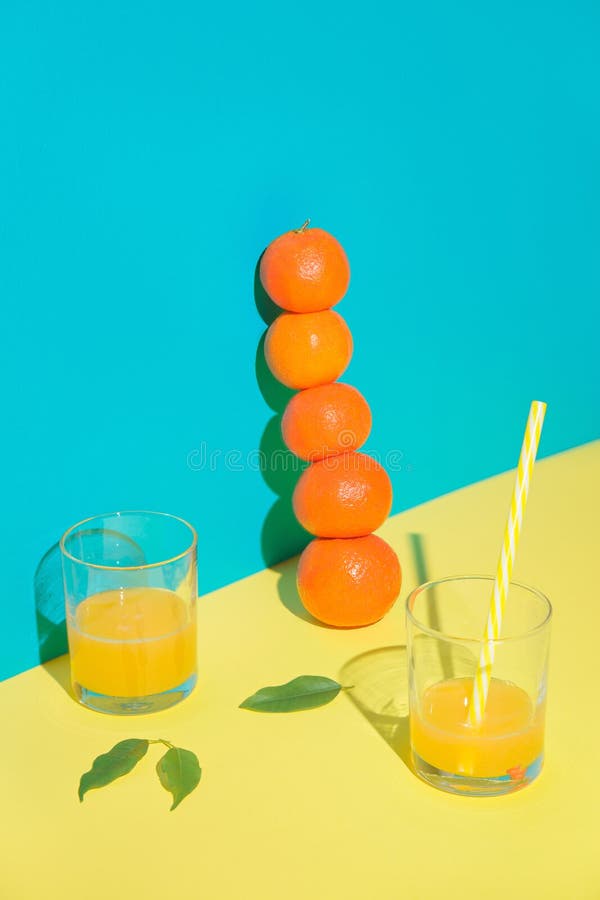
61 511 197 714
407 576 551 796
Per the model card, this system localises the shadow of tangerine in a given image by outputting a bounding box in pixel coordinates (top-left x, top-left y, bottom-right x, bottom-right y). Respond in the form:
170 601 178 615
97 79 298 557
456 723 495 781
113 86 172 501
339 645 412 770
255 333 294 415
270 556 330 628
254 254 281 326
258 415 310 568
259 416 307 496
254 261 311 572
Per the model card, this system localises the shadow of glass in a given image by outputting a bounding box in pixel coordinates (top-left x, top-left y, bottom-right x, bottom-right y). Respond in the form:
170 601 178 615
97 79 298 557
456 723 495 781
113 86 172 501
41 654 74 698
35 543 68 664
35 541 75 698
340 646 412 770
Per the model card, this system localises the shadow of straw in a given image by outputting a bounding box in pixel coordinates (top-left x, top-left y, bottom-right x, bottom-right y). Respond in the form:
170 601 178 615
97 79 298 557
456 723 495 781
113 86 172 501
408 532 453 680
340 646 412 770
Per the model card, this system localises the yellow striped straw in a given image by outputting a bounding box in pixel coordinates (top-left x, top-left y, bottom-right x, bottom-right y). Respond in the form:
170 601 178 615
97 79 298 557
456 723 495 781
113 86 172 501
467 400 547 727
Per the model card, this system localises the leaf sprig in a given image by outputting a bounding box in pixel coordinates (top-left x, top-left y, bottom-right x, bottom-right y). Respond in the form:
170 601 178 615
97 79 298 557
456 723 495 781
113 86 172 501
79 739 201 811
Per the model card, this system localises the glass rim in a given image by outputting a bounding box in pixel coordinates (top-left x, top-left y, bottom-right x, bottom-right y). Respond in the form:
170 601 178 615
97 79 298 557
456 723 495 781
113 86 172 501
59 510 197 571
406 574 552 644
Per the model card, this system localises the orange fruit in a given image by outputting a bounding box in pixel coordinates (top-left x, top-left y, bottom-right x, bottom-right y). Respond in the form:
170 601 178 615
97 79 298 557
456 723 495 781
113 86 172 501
292 451 393 537
264 310 353 390
260 222 350 313
297 534 402 626
281 382 372 461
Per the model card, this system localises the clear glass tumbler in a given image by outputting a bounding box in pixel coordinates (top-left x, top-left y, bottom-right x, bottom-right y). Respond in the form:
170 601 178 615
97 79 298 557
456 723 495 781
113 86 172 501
407 576 551 797
61 511 197 715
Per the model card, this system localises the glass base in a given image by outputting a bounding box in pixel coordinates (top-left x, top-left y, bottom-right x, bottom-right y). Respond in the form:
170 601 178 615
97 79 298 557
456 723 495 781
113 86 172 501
412 750 544 797
73 672 197 715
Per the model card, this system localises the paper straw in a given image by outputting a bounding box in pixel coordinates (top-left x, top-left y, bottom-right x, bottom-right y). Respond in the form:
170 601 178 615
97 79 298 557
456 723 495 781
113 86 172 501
467 400 547 727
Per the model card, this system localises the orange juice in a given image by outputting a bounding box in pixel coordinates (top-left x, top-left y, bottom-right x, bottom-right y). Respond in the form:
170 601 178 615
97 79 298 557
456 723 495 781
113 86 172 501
411 677 545 778
67 587 196 698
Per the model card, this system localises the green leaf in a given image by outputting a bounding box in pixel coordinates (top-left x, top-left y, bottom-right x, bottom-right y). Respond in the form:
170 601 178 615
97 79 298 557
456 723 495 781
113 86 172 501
78 739 149 802
156 747 202 811
239 675 342 712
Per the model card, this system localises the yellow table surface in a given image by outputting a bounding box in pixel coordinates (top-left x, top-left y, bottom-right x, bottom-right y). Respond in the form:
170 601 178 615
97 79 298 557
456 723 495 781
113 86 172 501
2 441 599 900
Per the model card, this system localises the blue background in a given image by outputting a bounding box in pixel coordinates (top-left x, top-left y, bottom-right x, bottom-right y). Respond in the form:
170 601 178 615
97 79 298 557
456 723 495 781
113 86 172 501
1 1 599 680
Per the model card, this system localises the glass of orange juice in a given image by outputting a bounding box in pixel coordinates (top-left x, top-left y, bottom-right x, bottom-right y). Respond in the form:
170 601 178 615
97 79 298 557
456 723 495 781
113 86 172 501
407 576 551 796
61 511 197 715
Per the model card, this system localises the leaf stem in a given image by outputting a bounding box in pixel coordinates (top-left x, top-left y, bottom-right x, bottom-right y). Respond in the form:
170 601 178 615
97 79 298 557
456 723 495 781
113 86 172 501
149 739 175 750
294 218 310 233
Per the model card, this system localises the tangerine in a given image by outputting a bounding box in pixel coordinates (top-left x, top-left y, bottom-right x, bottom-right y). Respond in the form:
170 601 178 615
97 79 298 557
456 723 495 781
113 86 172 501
260 221 350 313
281 382 372 461
264 310 353 390
297 534 401 626
292 451 393 537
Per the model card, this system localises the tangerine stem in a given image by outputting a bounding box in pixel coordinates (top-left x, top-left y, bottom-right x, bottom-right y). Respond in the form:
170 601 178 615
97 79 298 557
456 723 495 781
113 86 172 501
295 218 310 233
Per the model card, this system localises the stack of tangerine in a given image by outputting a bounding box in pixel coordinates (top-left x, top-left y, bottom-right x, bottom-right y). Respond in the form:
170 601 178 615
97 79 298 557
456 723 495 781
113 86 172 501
261 221 402 627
